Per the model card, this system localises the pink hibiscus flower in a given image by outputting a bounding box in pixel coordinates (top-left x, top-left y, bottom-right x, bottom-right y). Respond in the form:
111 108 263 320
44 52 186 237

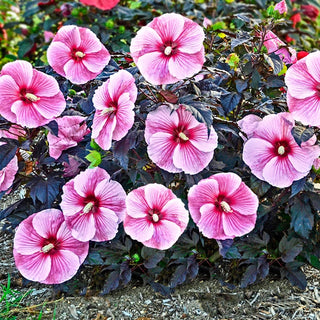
188 172 258 240
13 209 89 284
47 116 90 159
263 31 297 64
285 51 320 126
60 167 126 242
274 0 287 14
47 25 110 84
0 60 65 128
130 13 205 85
79 0 119 10
145 105 218 175
0 124 25 140
241 113 320 188
0 142 18 192
123 183 189 250
92 70 137 150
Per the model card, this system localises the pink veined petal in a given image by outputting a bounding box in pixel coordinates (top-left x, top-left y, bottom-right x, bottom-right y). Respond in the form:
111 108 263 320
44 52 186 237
136 51 178 85
65 212 96 242
262 156 302 188
91 207 119 242
47 41 72 77
82 48 110 73
143 219 182 250
188 178 220 224
13 214 43 255
73 167 110 198
63 59 96 84
1 60 33 88
130 26 163 60
242 138 276 181
144 183 175 210
287 92 320 127
198 203 227 240
173 142 214 174
176 106 202 130
14 250 51 283
175 18 205 54
30 70 60 97
285 59 317 99
112 94 135 141
145 105 179 144
288 143 320 173
33 92 66 120
11 100 48 128
211 173 243 198
48 135 77 159
79 27 103 54
148 132 181 173
305 51 320 83
32 209 65 239
92 113 116 150
61 181 85 216
0 156 18 192
168 49 204 80
43 250 81 284
148 13 185 43
238 114 262 139
126 187 150 219
95 179 126 222
189 125 218 152
227 183 259 216
123 214 154 242
0 75 20 123
161 197 189 231
54 25 81 49
92 79 112 110
107 70 137 103
56 221 89 264
222 211 256 238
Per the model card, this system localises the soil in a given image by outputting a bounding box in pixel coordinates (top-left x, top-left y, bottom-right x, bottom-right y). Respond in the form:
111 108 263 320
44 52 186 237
1 230 320 320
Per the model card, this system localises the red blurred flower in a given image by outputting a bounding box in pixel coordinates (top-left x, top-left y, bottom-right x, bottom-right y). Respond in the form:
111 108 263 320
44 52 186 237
301 5 319 20
297 51 309 60
290 12 301 28
79 0 119 10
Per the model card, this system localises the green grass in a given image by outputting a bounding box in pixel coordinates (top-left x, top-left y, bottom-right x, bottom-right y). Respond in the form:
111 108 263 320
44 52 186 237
0 275 60 320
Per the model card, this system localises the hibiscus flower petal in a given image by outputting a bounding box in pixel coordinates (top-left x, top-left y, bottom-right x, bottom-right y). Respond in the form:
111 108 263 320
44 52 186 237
306 51 320 83
91 207 119 242
34 92 66 119
64 59 96 84
161 198 189 230
92 113 116 150
189 125 218 152
222 211 256 238
54 25 81 48
30 69 60 97
143 219 182 250
43 250 80 284
79 27 103 54
82 48 110 73
124 214 154 242
1 60 33 88
144 184 175 210
65 212 96 242
47 41 71 77
126 187 150 218
61 181 85 216
148 132 181 173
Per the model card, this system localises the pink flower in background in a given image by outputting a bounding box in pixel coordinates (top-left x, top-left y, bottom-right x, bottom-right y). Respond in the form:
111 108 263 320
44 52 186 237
130 13 205 85
79 0 119 10
203 17 212 28
47 116 90 159
0 60 65 128
47 25 110 84
285 51 320 126
0 125 25 140
263 31 297 64
44 31 54 43
92 70 137 150
242 113 320 188
313 158 320 171
60 167 126 242
237 114 262 141
274 0 287 14
145 105 218 175
0 142 18 192
188 173 258 240
13 209 89 284
124 184 189 250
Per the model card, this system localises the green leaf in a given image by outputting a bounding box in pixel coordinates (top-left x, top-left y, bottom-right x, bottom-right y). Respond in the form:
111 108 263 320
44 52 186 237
85 150 102 168
310 255 320 270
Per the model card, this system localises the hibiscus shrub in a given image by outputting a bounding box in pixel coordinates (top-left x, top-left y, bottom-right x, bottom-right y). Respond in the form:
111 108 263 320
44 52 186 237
1 0 320 294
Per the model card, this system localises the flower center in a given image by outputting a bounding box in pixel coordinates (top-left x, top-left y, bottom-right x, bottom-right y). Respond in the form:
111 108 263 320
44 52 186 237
102 106 116 115
178 132 189 141
152 213 159 222
41 243 54 253
164 46 172 56
148 209 160 223
220 201 232 213
277 145 285 155
83 201 95 214
25 93 40 102
75 51 85 58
